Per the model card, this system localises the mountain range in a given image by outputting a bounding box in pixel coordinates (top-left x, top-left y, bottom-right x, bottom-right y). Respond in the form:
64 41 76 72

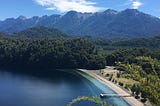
1 9 160 38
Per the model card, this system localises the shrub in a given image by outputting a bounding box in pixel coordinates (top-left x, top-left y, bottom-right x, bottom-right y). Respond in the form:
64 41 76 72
119 82 124 86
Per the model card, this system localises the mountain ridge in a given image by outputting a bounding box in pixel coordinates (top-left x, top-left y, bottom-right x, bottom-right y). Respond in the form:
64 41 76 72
1 9 160 38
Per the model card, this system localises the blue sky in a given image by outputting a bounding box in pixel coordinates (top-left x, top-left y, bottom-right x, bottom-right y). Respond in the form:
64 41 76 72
0 0 160 20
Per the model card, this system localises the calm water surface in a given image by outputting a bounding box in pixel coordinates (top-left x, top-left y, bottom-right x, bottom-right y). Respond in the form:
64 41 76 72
0 70 129 106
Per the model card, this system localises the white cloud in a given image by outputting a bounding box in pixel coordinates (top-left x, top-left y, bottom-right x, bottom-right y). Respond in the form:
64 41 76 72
132 1 142 9
34 0 105 13
122 0 142 9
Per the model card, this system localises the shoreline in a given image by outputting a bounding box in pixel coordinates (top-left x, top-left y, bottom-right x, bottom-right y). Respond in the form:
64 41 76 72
78 69 144 106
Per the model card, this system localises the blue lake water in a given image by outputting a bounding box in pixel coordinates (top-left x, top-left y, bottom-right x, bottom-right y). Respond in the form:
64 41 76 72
0 70 129 106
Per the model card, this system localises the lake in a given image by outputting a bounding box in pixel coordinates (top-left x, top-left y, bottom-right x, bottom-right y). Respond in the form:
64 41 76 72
0 69 129 106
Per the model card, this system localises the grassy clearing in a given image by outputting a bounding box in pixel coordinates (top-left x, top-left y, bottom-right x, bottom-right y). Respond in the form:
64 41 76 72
115 78 139 85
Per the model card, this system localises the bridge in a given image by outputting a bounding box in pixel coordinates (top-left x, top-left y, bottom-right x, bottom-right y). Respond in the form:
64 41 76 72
100 93 131 98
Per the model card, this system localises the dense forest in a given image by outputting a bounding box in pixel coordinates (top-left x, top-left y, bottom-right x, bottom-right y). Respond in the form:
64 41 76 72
0 36 106 70
12 26 69 39
0 27 105 70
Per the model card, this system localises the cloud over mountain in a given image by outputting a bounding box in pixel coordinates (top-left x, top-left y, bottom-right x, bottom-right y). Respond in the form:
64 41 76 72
131 1 142 9
34 0 105 12
123 0 142 9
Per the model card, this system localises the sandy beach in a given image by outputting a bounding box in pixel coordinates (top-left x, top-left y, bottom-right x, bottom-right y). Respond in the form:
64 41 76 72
78 69 144 106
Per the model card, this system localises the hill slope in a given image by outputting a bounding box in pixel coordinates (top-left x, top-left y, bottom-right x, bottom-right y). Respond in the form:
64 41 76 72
12 26 68 39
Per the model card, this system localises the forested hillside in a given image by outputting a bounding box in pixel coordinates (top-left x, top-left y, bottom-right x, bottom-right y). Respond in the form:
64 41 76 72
12 26 68 39
0 37 105 69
